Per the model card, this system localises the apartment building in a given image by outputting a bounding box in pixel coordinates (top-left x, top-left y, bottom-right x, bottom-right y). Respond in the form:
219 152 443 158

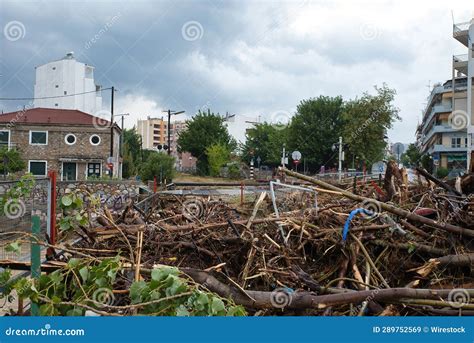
417 18 473 172
136 117 196 171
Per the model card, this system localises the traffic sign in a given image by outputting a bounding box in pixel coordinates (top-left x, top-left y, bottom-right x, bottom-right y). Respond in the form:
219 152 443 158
107 163 113 170
291 150 302 161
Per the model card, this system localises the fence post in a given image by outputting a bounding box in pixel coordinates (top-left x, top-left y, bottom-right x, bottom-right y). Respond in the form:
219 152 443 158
240 182 244 206
153 176 157 193
30 215 41 316
47 171 57 257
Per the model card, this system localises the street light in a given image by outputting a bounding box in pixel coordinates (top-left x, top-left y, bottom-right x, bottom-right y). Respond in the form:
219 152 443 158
108 113 129 179
162 110 185 155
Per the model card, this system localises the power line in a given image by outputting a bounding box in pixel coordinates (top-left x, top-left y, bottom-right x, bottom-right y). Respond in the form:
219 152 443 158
0 87 113 101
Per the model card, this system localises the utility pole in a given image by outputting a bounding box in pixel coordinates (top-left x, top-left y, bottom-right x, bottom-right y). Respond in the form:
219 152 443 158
281 144 286 168
162 109 185 156
110 86 115 178
338 136 342 182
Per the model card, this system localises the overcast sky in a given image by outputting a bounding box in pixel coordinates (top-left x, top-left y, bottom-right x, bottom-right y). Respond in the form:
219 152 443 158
1 0 473 144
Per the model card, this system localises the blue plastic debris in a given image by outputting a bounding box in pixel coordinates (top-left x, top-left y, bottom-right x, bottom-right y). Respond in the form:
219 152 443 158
342 208 373 241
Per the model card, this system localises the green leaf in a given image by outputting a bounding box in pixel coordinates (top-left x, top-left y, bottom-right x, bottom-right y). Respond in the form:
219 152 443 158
68 258 80 268
59 219 71 231
176 305 190 316
66 308 84 316
210 297 225 315
61 195 73 207
79 267 89 283
129 281 147 304
5 242 21 254
39 303 55 316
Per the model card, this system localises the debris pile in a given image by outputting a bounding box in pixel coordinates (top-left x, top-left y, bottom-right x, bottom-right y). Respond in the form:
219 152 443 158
2 166 474 316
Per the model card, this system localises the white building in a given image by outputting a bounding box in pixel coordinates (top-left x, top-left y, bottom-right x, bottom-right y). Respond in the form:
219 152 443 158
452 19 474 171
34 52 102 115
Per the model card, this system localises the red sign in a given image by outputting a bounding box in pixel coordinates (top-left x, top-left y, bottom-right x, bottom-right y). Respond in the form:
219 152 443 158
293 160 300 165
107 163 113 170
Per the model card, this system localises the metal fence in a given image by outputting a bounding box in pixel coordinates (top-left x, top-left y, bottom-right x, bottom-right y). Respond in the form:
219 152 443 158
0 178 50 262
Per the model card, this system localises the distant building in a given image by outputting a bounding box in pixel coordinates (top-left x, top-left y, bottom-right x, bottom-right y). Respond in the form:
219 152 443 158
136 117 196 171
416 18 473 172
33 52 102 115
0 108 121 180
453 19 474 171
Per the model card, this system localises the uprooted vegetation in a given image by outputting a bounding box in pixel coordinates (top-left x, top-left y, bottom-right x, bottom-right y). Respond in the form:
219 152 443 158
1 166 473 316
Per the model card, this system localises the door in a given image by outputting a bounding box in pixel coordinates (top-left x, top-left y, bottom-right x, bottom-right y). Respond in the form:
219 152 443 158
62 162 77 181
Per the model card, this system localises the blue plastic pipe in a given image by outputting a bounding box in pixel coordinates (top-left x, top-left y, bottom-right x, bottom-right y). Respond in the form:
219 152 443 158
342 208 373 241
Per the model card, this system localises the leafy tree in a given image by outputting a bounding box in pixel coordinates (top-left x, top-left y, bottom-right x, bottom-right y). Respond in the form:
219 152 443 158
122 128 143 178
342 85 400 167
401 143 421 168
0 148 26 175
139 152 175 182
178 110 236 175
241 122 288 167
206 143 230 177
287 96 345 171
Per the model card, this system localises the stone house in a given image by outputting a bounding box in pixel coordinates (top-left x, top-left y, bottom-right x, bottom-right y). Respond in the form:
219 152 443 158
0 108 121 180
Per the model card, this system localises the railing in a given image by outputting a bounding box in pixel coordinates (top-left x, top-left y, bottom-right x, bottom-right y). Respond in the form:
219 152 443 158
453 21 471 34
453 54 469 63
0 178 50 262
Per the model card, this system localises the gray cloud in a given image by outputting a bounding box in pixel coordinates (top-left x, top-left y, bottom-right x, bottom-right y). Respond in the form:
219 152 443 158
0 0 472 144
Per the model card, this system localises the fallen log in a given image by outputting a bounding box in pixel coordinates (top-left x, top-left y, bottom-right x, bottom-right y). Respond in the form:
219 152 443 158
415 167 462 196
281 168 474 238
178 268 474 310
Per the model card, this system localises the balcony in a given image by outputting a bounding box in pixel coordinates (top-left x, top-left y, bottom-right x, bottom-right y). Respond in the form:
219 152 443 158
453 54 469 76
421 104 452 132
422 125 462 145
428 144 468 154
453 21 472 47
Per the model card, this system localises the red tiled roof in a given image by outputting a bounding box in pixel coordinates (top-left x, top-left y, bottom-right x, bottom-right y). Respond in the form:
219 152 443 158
0 108 114 127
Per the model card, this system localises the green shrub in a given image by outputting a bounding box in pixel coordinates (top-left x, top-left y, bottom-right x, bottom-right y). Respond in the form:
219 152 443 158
436 167 449 179
139 152 175 182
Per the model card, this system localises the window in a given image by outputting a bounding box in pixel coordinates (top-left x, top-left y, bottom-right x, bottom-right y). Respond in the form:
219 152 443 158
87 163 101 177
52 67 56 70
0 130 10 148
29 161 47 176
451 137 460 148
29 131 48 145
65 133 76 145
64 91 67 95
90 135 101 145
55 103 58 107
55 85 59 88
